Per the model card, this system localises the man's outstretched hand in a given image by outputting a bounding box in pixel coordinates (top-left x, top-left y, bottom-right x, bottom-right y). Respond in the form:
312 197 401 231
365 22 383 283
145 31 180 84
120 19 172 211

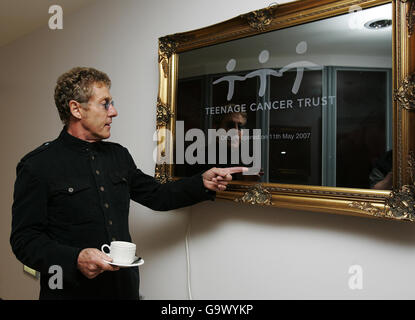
202 167 248 192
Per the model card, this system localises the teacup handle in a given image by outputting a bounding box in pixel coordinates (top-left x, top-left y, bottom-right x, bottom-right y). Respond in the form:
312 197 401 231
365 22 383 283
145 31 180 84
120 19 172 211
101 244 111 255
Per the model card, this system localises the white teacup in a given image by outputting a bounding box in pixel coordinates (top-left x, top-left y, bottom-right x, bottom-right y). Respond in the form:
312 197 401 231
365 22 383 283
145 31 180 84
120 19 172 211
101 241 136 264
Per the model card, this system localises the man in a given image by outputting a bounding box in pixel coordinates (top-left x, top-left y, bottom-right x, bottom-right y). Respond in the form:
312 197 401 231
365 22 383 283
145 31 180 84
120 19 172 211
370 150 393 190
215 111 248 149
10 67 246 300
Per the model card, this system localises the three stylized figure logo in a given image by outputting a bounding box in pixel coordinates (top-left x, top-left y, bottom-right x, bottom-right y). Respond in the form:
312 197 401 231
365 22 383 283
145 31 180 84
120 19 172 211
213 41 319 100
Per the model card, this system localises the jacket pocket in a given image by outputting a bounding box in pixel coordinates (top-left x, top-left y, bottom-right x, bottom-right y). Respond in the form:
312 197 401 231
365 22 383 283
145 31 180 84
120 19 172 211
50 181 91 195
48 178 95 224
110 171 130 209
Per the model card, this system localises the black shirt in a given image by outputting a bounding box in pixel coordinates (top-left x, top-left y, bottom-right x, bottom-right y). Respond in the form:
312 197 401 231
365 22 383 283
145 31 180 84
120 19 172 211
10 128 215 299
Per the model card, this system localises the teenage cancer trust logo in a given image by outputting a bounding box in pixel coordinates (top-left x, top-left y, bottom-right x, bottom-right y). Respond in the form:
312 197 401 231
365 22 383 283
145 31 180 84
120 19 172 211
213 41 319 101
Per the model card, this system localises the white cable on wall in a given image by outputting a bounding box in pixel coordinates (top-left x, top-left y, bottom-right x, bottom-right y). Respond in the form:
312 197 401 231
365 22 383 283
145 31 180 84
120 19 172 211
185 210 193 300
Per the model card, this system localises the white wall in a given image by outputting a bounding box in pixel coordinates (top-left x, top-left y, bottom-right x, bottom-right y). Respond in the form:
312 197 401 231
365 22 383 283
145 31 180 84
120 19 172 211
1 0 415 300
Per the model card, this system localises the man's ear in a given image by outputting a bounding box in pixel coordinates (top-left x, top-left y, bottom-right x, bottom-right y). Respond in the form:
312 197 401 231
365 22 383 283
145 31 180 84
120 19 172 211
69 100 84 120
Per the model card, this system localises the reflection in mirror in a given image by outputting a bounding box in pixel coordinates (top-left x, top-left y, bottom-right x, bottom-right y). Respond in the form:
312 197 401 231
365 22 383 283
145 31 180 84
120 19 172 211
175 3 393 190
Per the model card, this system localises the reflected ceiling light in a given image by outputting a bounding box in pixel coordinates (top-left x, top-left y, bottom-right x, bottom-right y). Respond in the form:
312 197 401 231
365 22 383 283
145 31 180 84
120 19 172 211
350 3 392 30
364 19 392 30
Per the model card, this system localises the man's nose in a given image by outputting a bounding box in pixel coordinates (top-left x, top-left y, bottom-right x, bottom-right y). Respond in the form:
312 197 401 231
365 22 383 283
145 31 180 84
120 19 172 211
108 104 118 117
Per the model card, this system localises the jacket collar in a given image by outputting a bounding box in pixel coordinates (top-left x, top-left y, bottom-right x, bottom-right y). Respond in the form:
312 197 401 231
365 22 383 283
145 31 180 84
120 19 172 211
59 127 103 153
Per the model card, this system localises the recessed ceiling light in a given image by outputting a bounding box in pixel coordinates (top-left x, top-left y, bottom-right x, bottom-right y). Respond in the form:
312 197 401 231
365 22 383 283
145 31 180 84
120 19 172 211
364 19 392 30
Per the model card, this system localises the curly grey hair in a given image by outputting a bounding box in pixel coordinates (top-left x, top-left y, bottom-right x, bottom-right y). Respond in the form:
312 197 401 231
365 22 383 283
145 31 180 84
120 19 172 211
54 67 111 125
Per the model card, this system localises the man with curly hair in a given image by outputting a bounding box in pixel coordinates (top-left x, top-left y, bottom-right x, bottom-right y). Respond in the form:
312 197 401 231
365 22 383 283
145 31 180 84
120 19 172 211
10 67 246 300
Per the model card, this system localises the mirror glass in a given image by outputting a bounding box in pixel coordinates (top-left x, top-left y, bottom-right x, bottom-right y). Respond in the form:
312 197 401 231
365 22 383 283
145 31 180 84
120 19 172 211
174 3 393 190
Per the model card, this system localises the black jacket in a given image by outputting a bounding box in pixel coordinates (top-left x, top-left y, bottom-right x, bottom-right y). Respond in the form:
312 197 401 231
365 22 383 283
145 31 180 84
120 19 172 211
10 128 215 300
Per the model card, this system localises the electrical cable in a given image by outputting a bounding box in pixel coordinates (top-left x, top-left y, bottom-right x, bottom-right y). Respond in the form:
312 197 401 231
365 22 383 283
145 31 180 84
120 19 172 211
185 210 193 300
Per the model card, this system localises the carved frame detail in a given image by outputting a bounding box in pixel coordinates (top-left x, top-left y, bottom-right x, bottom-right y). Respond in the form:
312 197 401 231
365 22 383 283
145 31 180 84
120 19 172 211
155 163 172 184
156 98 174 128
240 5 278 31
394 72 415 110
235 184 273 206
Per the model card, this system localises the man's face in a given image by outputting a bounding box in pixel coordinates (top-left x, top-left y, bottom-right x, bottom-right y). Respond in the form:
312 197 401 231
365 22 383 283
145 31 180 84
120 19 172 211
221 113 247 131
220 113 247 148
79 83 118 141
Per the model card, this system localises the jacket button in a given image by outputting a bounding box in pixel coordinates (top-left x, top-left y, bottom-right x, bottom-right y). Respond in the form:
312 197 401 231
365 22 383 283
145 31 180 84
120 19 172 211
100 186 105 192
108 220 113 226
104 203 109 209
68 187 74 193
95 170 100 175
91 155 95 160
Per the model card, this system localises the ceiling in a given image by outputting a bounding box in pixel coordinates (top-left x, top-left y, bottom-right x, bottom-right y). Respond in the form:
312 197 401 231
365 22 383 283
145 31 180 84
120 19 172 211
180 3 393 75
0 0 97 47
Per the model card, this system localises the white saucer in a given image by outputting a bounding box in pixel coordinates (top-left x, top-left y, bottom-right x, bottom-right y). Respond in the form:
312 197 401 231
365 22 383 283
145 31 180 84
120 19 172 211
104 256 144 268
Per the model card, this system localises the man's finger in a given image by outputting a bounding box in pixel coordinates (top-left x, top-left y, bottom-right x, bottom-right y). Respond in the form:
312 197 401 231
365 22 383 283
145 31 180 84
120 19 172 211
215 180 228 186
106 265 120 272
212 176 228 184
94 250 120 271
214 167 248 177
204 180 227 192
225 167 249 174
96 250 113 262
99 259 120 271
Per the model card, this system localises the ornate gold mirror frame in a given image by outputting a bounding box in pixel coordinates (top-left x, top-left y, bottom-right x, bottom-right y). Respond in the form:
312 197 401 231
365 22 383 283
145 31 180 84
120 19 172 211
156 0 415 222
